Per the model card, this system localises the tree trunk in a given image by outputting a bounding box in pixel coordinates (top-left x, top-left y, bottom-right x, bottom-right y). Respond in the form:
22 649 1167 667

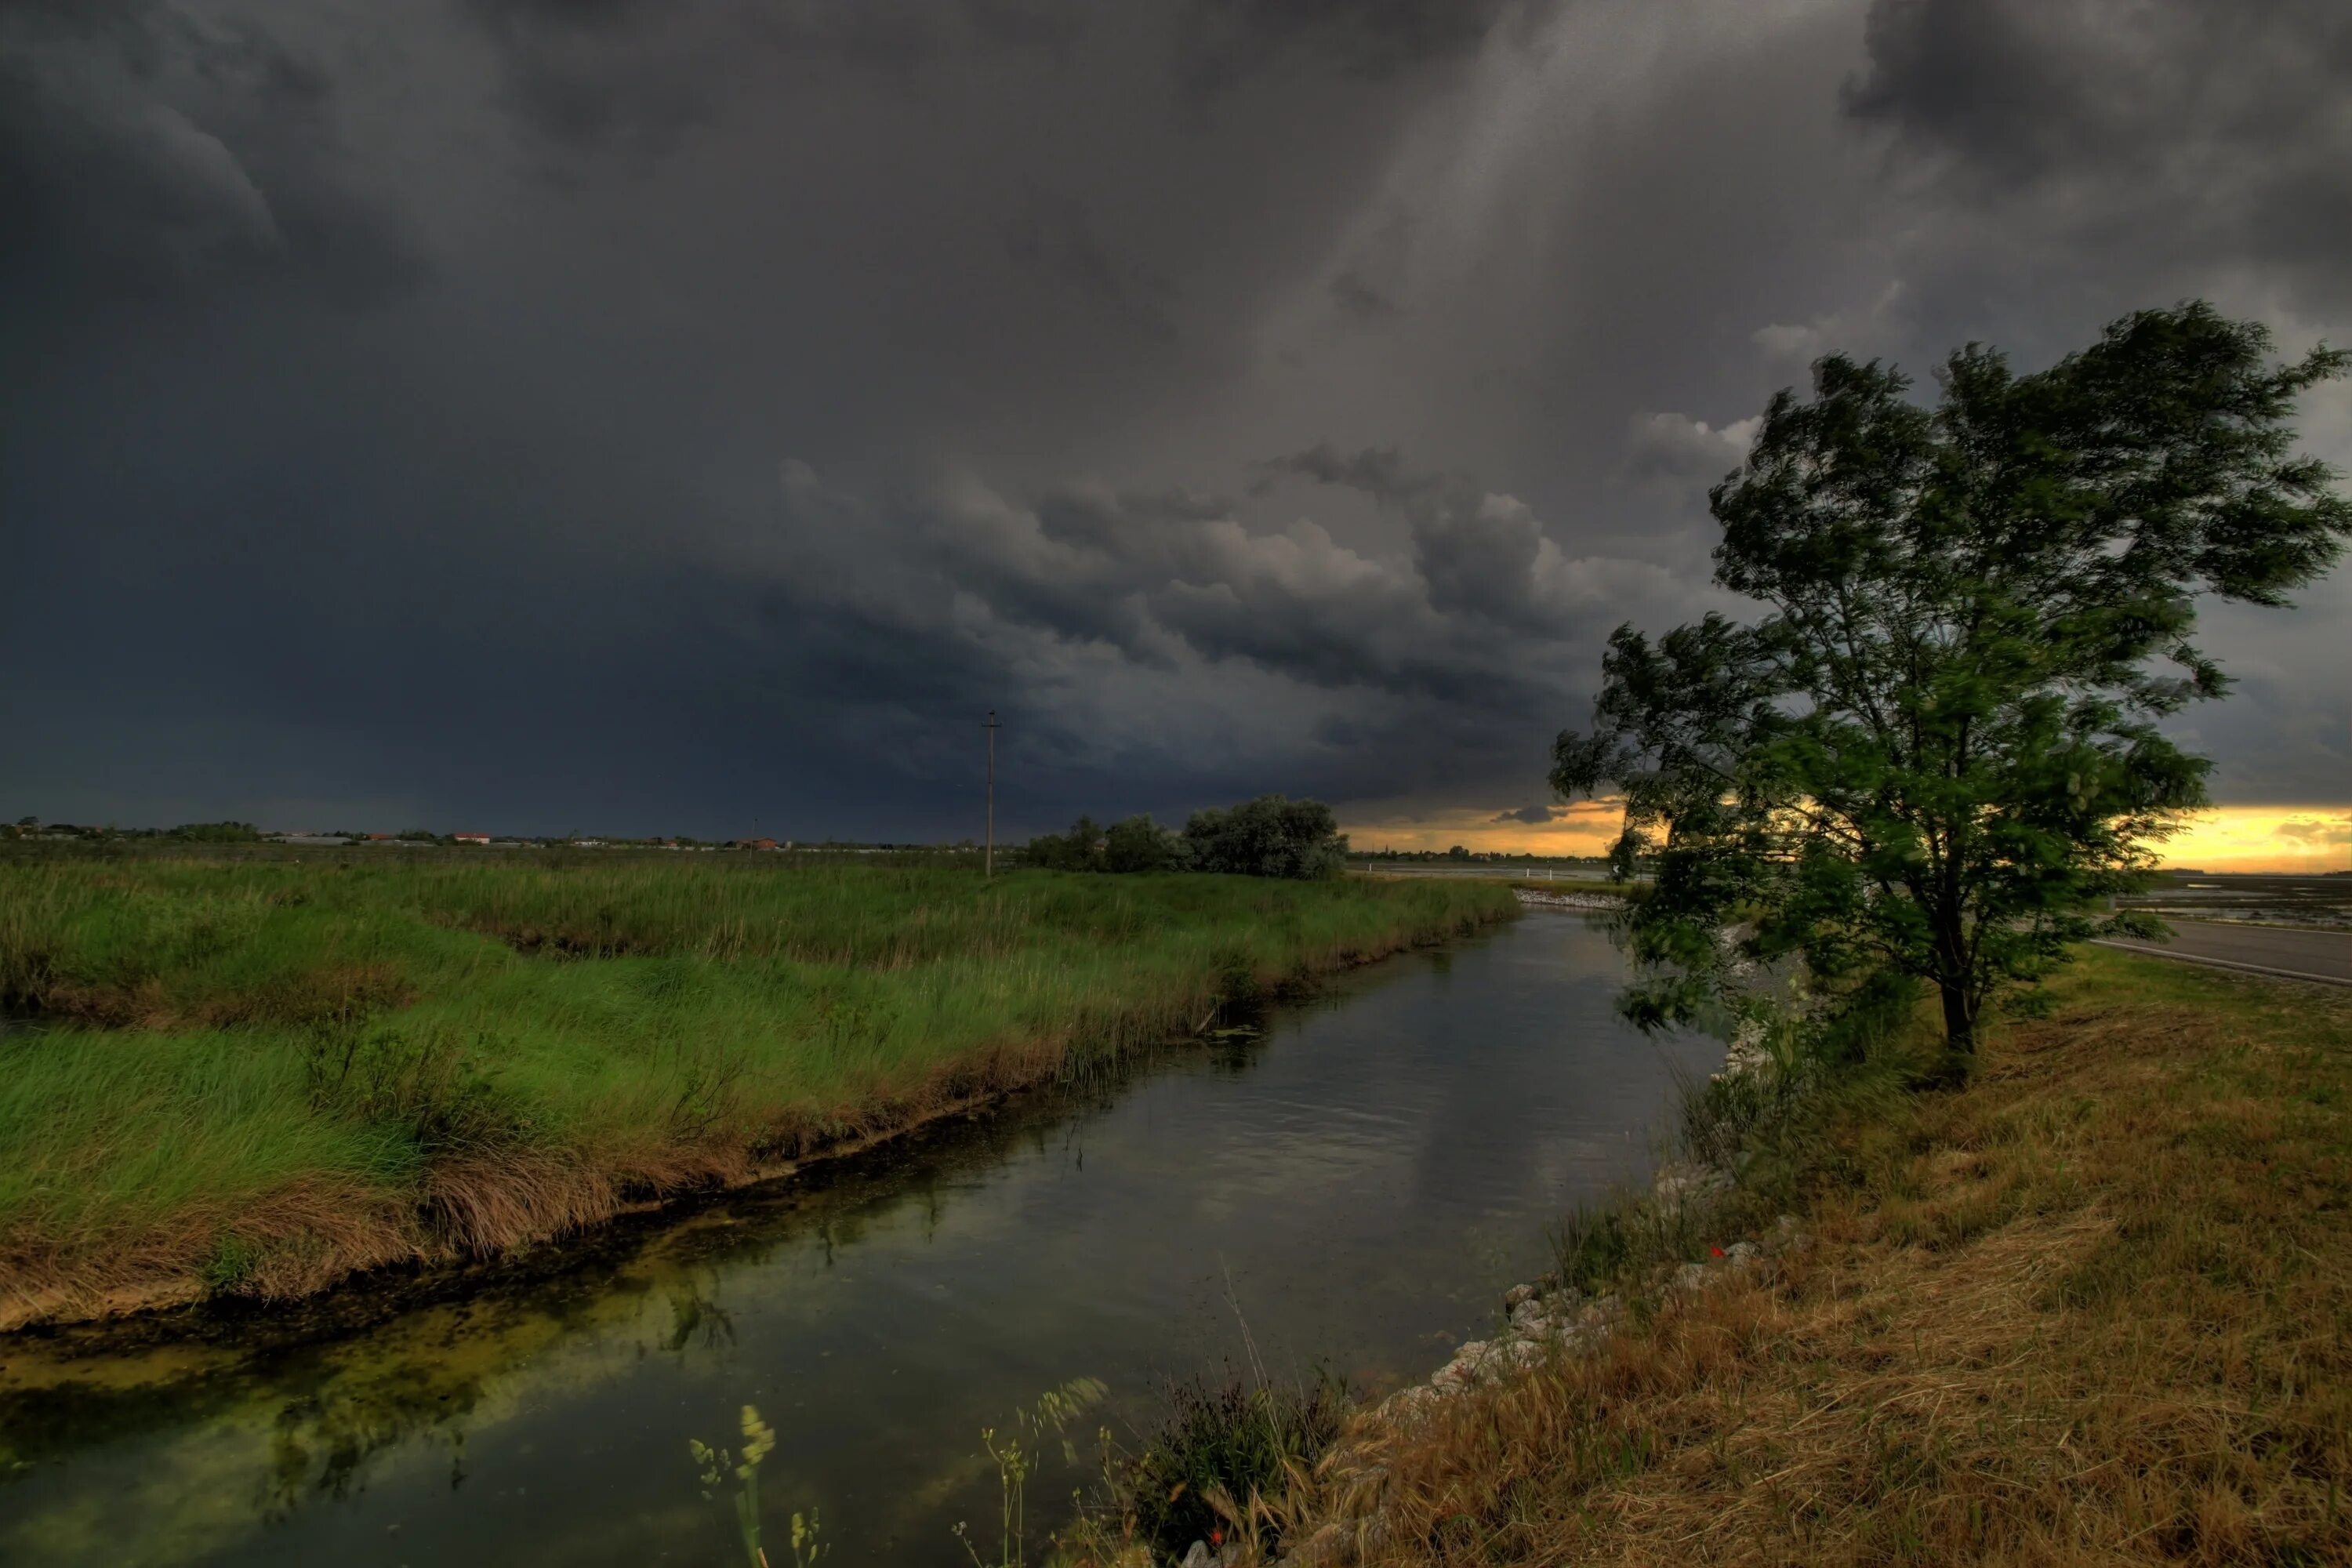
1931 901 1976 1054
1938 980 1977 1052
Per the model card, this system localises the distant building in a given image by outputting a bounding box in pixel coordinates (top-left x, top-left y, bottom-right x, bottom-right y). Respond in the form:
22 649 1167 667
454 832 491 845
739 837 779 851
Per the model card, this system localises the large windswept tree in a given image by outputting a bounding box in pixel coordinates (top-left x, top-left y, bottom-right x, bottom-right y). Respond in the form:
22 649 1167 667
1552 303 2349 1053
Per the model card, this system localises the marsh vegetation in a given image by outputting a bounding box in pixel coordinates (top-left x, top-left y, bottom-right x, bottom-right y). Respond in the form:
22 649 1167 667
0 851 1512 1327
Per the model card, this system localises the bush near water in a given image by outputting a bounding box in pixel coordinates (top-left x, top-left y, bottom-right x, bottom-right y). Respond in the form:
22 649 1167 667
0 851 1512 1328
1026 795 1350 882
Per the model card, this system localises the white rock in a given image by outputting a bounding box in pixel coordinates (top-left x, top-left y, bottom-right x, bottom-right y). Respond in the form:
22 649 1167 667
1386 1385 1442 1420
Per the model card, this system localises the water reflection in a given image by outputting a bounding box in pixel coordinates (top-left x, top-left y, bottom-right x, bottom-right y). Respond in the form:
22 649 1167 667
2 914 1718 1567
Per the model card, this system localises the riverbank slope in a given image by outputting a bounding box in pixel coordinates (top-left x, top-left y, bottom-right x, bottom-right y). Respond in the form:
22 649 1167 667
0 855 1515 1330
1271 947 2352 1565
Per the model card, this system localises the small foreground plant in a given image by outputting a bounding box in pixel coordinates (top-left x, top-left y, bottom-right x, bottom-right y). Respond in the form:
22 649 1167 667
690 1403 823 1568
954 1377 1109 1568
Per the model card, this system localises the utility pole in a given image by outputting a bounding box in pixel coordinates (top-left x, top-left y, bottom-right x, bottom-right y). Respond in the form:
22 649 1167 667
983 710 1000 878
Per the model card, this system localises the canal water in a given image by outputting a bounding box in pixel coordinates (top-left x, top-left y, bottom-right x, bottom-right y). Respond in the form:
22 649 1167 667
0 912 1719 1566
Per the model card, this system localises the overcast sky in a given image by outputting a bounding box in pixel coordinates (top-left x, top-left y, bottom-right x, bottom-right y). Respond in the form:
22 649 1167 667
5 0 2348 843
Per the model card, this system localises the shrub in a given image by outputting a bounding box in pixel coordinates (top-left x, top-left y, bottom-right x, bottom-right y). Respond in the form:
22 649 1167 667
1025 816 1106 872
1183 796 1348 880
1119 1374 1349 1559
1103 815 1185 873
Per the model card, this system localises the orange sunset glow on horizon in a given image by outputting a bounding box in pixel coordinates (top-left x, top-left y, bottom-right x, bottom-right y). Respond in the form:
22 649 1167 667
1342 801 2352 876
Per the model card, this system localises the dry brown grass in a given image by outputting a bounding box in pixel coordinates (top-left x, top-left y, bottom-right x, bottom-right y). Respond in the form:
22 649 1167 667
0 1175 419 1326
34 962 415 1032
1279 953 2352 1566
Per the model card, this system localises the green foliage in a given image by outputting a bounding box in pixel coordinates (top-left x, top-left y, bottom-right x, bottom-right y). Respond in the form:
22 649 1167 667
1552 303 2350 1048
198 1233 260 1292
1183 795 1349 880
1029 800 1343 878
1103 815 1185 873
300 1022 521 1158
1025 816 1109 873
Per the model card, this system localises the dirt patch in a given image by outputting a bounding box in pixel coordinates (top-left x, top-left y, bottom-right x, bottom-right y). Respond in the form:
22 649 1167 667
24 964 414 1033
474 922 641 959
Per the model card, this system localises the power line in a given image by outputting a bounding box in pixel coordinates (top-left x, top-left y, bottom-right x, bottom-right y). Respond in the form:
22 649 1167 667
983 710 1000 878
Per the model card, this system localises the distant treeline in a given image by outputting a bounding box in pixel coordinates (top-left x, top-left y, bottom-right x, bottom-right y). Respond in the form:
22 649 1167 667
8 818 270 844
2 818 968 855
1358 846 1616 866
1025 794 1348 880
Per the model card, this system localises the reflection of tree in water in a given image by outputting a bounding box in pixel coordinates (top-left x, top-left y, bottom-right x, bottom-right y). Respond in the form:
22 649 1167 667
663 1281 737 1354
257 1363 477 1522
252 1267 752 1519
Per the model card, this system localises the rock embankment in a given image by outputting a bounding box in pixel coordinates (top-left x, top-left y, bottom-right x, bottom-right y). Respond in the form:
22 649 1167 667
1270 1169 1812 1568
1383 1214 1805 1421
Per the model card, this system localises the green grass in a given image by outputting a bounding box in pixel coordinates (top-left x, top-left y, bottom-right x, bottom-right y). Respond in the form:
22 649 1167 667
0 852 1515 1324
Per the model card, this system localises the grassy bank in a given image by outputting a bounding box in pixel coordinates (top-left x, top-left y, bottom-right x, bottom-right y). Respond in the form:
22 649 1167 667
1219 950 2352 1566
0 853 1515 1329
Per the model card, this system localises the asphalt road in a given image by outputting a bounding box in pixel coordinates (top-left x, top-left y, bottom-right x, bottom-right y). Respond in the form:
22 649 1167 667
2093 919 2351 986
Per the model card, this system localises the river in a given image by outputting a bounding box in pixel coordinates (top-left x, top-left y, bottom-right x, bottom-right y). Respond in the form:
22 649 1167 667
1 911 1720 1566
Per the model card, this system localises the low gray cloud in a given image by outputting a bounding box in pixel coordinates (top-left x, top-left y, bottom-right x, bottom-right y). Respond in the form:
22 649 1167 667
1622 412 1758 490
1272 444 1683 635
760 451 1684 716
1492 804 1559 825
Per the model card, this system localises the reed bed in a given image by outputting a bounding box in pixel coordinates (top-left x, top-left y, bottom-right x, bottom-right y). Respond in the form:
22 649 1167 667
0 852 1514 1328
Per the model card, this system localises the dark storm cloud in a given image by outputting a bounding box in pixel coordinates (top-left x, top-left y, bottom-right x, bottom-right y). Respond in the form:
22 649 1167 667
1328 271 1402 324
0 0 425 307
1493 804 1559 825
1845 0 2352 312
2 0 2347 837
461 0 1091 150
1003 185 1182 339
1177 0 1548 97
